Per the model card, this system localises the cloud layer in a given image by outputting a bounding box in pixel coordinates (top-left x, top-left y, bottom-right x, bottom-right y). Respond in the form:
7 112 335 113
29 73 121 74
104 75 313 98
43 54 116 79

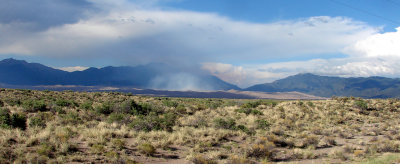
345 27 400 58
0 1 377 60
1 0 399 87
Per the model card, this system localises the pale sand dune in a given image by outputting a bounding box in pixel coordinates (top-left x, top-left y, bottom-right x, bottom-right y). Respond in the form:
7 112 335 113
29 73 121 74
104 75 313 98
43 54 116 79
0 84 326 100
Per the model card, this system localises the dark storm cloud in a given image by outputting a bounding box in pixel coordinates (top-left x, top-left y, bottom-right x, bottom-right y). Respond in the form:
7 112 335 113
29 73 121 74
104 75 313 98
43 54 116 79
0 0 96 30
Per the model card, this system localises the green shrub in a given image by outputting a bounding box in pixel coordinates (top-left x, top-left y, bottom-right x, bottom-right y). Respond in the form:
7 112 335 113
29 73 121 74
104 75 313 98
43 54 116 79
354 99 368 110
79 101 93 110
129 112 176 132
37 143 54 157
133 102 154 115
298 101 304 106
255 119 270 130
138 143 155 156
161 112 176 132
29 113 50 128
129 116 154 132
175 104 187 114
0 100 3 107
214 117 237 130
111 139 125 150
114 100 152 115
22 99 47 112
55 99 76 107
4 98 21 106
162 99 179 108
129 114 161 132
10 113 27 130
251 109 263 115
107 113 126 123
237 124 254 135
114 100 142 114
90 144 105 154
241 101 260 109
50 106 66 114
95 102 113 115
213 117 253 134
262 100 279 107
240 100 278 109
0 108 26 130
235 108 252 115
105 151 119 159
59 143 78 155
203 99 224 109
235 108 263 115
115 100 131 114
0 108 11 129
60 112 82 125
195 104 207 111
94 92 102 97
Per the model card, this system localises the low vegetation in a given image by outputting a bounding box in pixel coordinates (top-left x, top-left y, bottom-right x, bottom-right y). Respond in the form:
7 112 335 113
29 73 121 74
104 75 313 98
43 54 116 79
0 89 400 163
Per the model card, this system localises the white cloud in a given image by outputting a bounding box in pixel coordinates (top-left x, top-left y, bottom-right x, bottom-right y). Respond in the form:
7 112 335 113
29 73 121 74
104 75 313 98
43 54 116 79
56 66 89 72
0 0 378 65
344 27 400 58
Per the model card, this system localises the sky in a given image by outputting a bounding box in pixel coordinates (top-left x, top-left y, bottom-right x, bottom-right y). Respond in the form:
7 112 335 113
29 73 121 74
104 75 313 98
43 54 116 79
1 0 400 87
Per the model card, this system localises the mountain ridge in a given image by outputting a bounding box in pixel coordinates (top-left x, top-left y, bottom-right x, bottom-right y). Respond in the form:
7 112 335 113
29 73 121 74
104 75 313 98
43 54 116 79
2 58 400 98
0 58 240 91
245 73 400 98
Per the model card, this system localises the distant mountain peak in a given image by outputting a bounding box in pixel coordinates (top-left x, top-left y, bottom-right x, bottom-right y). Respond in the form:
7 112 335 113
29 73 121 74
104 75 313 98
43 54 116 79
84 67 99 71
0 58 28 64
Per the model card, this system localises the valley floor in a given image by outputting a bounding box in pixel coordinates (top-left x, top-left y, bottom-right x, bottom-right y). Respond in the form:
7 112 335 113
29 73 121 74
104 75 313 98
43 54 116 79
0 88 400 163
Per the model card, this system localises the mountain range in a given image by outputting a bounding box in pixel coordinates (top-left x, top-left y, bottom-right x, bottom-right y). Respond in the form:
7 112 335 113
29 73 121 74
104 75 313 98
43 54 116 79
245 73 400 98
1 58 400 98
0 58 239 91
